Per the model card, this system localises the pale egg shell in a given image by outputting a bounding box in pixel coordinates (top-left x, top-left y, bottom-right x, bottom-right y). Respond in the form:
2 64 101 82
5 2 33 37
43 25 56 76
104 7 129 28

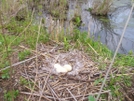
54 63 61 69
54 63 67 73
56 66 67 73
63 64 72 72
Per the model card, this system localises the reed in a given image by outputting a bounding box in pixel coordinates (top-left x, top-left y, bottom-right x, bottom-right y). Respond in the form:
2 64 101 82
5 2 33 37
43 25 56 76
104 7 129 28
90 0 112 16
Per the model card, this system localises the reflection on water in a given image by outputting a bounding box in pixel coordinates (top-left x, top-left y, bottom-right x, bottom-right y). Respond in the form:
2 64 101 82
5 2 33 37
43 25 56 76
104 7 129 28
42 0 134 54
75 0 134 54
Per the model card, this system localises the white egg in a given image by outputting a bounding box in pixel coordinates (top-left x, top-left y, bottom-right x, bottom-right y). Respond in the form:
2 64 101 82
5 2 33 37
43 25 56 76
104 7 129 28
54 63 61 69
63 64 72 72
56 66 68 73
54 63 67 73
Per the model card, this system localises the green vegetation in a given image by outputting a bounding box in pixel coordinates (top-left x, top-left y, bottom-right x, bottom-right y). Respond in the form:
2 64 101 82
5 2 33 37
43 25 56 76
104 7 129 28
20 77 34 88
0 17 49 67
4 90 19 101
0 0 134 101
99 16 110 23
89 0 112 16
72 15 82 27
1 69 10 79
18 50 31 61
88 95 96 101
44 0 68 20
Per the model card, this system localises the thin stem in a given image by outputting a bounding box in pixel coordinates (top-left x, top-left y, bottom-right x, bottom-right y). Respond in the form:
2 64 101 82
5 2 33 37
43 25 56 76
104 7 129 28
0 10 11 69
96 3 134 101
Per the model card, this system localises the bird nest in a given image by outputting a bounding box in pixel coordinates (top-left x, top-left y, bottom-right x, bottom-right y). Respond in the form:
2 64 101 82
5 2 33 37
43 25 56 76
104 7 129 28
18 44 110 101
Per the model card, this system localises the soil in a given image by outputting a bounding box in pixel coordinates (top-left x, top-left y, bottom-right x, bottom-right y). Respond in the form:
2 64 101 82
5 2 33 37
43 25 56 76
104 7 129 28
0 44 134 101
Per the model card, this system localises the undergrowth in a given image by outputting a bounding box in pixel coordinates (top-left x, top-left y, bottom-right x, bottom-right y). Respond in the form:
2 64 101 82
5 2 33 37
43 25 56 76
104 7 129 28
0 0 134 101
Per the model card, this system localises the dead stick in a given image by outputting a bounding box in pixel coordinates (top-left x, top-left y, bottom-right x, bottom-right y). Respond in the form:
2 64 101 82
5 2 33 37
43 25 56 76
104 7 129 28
116 73 134 76
21 90 110 100
27 17 42 101
20 92 51 101
63 91 110 100
9 9 34 47
87 43 99 55
39 72 51 101
19 45 54 58
47 83 61 101
67 88 77 101
0 55 39 72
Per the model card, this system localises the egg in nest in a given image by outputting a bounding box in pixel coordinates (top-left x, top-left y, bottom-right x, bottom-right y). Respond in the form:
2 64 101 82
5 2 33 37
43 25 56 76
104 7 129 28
54 63 72 73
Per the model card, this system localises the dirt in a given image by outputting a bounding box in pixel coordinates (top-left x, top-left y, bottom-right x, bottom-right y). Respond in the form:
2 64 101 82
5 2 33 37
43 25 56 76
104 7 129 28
0 44 134 101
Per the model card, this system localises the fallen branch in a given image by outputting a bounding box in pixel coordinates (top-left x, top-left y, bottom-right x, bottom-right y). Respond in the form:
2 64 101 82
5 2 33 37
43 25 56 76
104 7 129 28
116 73 134 76
21 92 51 101
21 90 110 100
87 43 99 55
19 45 54 58
67 88 77 101
0 55 39 72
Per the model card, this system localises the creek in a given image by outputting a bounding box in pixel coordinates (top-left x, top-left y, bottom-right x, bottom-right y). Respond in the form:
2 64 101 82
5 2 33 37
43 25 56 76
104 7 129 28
42 0 134 54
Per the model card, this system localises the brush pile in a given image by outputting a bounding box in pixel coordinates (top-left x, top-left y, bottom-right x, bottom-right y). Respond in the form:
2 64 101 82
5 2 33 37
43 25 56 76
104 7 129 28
17 44 111 101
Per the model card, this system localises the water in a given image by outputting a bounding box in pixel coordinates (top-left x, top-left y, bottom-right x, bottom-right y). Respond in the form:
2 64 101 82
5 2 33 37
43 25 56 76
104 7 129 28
42 0 134 54
76 0 134 54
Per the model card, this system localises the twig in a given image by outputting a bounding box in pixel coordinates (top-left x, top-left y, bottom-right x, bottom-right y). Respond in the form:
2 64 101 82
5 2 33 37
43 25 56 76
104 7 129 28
82 83 88 101
96 3 134 101
0 10 12 72
24 68 32 89
39 72 51 101
62 90 110 100
108 92 112 101
67 88 77 101
27 17 42 101
20 92 51 101
47 83 61 101
87 43 99 55
49 84 57 101
9 9 35 47
0 55 39 72
120 88 132 101
19 45 54 58
21 90 110 101
116 73 134 76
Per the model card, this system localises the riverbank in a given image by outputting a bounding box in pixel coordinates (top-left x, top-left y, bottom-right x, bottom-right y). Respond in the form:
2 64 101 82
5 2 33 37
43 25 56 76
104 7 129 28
0 0 134 101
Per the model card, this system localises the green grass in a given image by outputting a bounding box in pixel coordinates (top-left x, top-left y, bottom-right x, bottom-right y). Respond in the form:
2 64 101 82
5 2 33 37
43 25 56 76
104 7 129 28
89 0 112 16
4 90 19 101
20 77 34 87
0 17 49 66
1 69 10 79
88 95 96 101
0 1 134 100
0 16 49 82
18 50 31 61
68 29 134 100
1 18 133 100
72 15 81 27
44 0 68 20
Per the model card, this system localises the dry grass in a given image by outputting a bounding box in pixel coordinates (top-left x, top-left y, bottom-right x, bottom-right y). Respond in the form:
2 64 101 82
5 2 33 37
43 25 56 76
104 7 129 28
91 0 112 16
44 0 68 20
0 0 28 24
46 16 74 43
15 44 112 101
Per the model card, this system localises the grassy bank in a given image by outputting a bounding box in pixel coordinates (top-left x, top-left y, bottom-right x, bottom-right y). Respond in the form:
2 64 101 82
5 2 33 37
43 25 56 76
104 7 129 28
0 0 134 101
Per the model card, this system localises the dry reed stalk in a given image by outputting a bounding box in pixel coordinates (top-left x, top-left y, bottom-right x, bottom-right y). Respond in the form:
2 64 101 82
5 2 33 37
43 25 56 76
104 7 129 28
39 72 51 101
27 17 42 101
17 44 112 100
